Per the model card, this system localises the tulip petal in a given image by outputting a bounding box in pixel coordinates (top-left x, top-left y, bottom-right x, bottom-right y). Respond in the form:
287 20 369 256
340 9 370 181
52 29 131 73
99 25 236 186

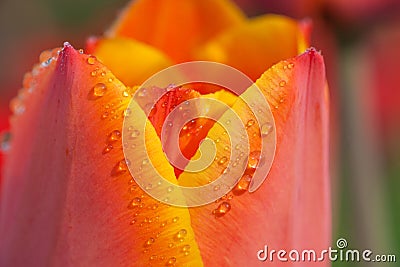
196 15 310 81
87 37 173 86
181 49 330 266
107 0 245 62
0 44 204 266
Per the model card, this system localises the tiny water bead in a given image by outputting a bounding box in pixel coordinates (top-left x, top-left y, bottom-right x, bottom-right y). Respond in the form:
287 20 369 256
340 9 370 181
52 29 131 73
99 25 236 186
212 202 231 217
233 174 252 195
247 151 261 170
172 217 179 223
261 123 273 136
129 197 142 208
246 119 255 127
112 159 128 176
279 80 287 87
181 244 191 256
166 257 177 266
287 63 294 69
174 229 187 242
102 144 113 154
144 237 155 247
130 130 140 138
87 55 96 65
92 83 107 97
218 156 228 165
108 130 121 142
10 98 25 115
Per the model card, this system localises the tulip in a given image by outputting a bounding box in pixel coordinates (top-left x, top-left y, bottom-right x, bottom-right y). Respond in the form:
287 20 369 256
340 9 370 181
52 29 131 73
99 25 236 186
0 0 330 266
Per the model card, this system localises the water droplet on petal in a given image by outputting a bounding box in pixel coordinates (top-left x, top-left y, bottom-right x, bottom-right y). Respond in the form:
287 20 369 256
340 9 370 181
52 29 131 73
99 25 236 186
138 88 147 97
279 80 286 87
102 144 113 154
233 174 252 195
218 156 227 165
288 63 294 69
174 229 187 242
123 108 132 117
129 197 142 208
166 257 176 266
93 83 107 97
144 237 155 247
212 202 231 217
112 159 128 176
10 98 25 115
172 216 179 223
246 119 255 127
261 123 273 136
247 151 261 170
130 130 140 138
181 244 191 255
108 130 121 142
87 55 96 65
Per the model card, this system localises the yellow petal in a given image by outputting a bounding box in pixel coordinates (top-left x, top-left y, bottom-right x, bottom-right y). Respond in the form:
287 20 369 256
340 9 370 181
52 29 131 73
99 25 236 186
91 37 173 86
195 15 310 81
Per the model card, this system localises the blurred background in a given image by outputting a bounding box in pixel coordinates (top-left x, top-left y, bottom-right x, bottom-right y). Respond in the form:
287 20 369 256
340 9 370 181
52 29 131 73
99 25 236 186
0 0 399 266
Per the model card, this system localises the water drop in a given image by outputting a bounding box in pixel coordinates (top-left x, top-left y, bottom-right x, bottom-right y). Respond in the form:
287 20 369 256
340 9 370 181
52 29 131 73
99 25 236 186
167 186 174 193
279 80 286 87
261 123 273 136
288 63 294 69
138 88 147 97
166 257 176 266
123 108 132 117
247 151 261 170
233 174 252 195
129 197 142 208
182 244 191 253
149 255 157 261
174 229 187 242
212 202 231 217
92 83 107 97
112 159 128 176
218 156 227 165
131 130 140 138
87 55 96 65
108 130 121 142
172 217 179 223
144 237 155 247
122 90 129 97
10 98 25 115
246 119 255 127
102 144 113 154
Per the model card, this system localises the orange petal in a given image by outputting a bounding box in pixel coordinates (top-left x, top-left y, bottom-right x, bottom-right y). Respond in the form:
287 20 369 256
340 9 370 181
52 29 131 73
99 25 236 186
195 15 310 81
182 49 331 266
107 0 245 62
0 44 203 266
87 37 173 86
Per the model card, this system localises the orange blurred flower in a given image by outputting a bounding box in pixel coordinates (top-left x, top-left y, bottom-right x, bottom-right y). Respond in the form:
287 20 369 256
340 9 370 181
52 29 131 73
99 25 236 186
0 0 330 266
